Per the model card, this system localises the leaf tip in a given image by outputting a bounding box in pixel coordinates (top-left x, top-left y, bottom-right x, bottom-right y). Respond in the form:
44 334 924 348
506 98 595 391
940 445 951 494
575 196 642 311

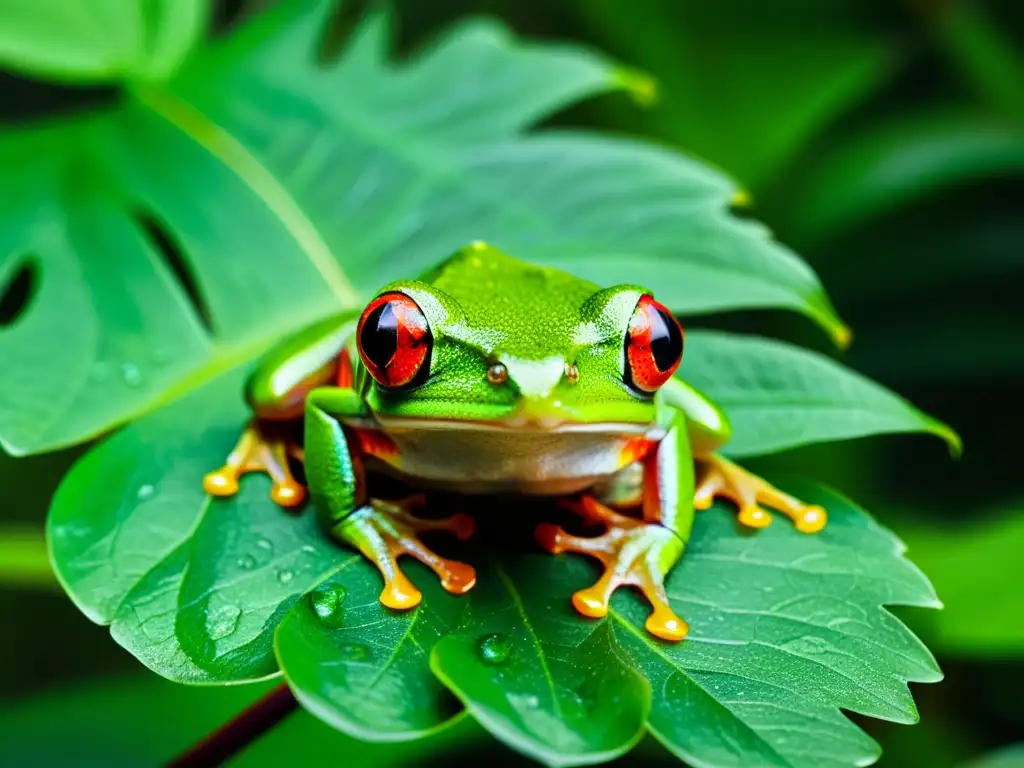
833 323 854 349
614 67 659 107
730 189 753 208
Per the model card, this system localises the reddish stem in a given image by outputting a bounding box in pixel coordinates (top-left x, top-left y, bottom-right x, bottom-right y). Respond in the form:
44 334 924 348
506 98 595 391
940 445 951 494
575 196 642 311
166 683 299 767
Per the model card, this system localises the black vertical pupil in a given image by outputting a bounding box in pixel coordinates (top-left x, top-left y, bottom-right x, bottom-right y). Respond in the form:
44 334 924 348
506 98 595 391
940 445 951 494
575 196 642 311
361 302 398 370
650 307 682 371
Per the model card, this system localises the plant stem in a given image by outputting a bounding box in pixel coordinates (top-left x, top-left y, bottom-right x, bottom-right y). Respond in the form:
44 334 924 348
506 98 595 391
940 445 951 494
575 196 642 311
166 683 299 767
0 526 56 589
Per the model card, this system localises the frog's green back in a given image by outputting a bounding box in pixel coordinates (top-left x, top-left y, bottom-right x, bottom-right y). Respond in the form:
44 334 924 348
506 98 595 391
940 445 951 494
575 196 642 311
419 244 600 358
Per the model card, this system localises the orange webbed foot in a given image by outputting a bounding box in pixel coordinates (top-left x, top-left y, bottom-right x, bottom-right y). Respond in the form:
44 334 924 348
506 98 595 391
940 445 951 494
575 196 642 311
203 424 306 508
537 497 688 642
695 455 827 534
336 496 477 611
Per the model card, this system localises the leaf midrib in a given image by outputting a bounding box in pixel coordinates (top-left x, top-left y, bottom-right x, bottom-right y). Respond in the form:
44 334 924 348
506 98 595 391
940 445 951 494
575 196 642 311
131 81 360 309
609 610 797 768
494 563 564 721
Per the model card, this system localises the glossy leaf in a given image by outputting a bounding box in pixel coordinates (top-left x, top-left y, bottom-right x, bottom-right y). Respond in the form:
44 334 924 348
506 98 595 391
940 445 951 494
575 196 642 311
574 0 897 188
0 0 207 82
617 480 940 768
900 510 1024 656
682 330 960 457
0 0 846 456
276 564 466 740
49 359 942 765
430 560 650 766
786 111 1024 243
48 368 347 682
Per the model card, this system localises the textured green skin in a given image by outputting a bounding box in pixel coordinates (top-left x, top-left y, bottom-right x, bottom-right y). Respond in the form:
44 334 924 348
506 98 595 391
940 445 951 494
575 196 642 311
247 244 731 578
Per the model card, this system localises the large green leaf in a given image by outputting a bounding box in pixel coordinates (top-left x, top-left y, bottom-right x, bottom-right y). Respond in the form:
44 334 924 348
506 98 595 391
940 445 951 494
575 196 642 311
682 331 959 457
429 561 650 766
0 0 845 456
574 0 898 188
49 329 943 765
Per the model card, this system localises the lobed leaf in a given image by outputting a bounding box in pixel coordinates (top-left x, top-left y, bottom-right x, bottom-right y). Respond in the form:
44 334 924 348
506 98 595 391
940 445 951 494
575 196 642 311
49 358 942 766
0 0 844 455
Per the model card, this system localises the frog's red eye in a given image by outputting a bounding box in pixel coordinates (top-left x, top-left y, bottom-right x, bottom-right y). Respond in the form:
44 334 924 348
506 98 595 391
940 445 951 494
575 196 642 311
624 295 683 394
357 292 432 390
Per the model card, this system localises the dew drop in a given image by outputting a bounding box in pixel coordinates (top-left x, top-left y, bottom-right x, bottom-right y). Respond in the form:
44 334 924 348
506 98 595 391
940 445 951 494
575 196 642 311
277 569 294 585
236 555 256 570
477 633 512 666
784 635 829 655
301 545 316 555
309 585 346 628
339 642 371 662
256 538 273 552
207 604 241 640
121 362 143 387
150 347 173 367
136 484 156 501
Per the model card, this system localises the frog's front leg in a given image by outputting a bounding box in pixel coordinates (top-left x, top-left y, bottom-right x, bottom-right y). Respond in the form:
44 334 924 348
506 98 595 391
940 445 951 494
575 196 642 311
204 312 359 507
667 378 827 533
203 423 306 507
535 410 694 643
305 387 477 610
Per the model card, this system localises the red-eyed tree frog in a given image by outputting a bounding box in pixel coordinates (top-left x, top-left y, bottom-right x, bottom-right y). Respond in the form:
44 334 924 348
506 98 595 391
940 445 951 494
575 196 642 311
204 243 826 642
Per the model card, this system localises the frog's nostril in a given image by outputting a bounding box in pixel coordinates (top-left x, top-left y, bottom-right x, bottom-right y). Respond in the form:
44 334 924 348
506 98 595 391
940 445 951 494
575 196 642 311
486 363 508 385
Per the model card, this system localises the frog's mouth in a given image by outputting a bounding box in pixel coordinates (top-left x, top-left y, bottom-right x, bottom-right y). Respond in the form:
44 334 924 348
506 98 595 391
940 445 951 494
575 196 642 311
349 414 664 440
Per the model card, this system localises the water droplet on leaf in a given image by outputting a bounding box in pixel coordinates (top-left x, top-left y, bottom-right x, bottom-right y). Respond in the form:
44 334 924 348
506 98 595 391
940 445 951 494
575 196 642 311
136 484 155 500
236 555 256 570
477 633 512 666
310 585 346 628
121 362 143 387
207 605 241 640
256 538 273 551
339 642 371 662
277 569 294 584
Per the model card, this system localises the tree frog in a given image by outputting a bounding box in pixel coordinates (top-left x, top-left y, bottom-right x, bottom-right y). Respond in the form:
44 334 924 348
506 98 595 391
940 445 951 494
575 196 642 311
204 243 826 642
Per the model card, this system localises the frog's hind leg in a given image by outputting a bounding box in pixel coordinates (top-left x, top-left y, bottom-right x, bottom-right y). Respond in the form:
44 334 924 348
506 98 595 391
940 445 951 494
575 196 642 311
203 423 306 508
695 454 826 533
331 496 477 610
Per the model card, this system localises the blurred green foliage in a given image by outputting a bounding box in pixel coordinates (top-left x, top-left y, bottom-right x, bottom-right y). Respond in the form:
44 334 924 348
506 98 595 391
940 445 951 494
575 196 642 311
1 0 1022 766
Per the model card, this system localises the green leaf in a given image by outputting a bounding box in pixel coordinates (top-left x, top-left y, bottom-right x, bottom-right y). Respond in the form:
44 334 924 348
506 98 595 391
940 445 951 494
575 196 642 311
430 561 650 766
900 509 1024 656
47 367 942 764
613 480 940 768
276 564 467 740
0 1 844 456
48 367 347 682
682 331 960 457
574 0 898 188
785 110 1024 243
0 0 208 82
